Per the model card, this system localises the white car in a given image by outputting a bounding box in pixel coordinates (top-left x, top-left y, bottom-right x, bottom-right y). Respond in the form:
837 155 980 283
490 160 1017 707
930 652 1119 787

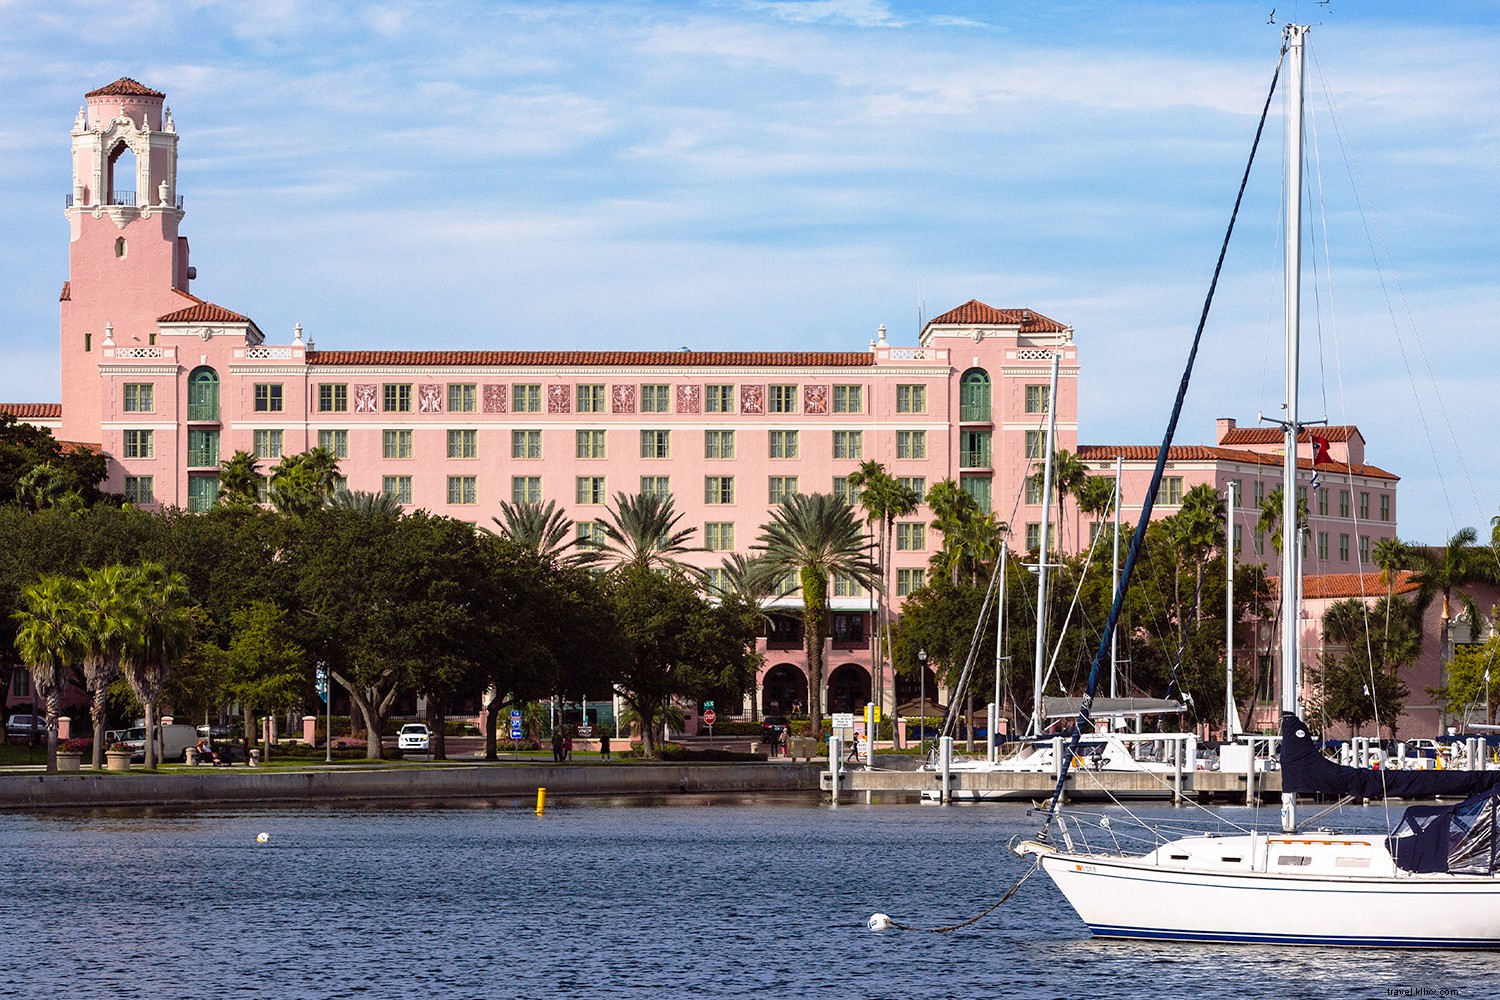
397 723 431 753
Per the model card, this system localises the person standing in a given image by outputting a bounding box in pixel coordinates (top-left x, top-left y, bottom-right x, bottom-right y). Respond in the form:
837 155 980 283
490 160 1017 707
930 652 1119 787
551 727 564 763
599 730 611 762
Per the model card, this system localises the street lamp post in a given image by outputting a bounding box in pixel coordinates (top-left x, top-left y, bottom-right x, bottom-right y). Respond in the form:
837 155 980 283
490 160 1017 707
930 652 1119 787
918 648 928 753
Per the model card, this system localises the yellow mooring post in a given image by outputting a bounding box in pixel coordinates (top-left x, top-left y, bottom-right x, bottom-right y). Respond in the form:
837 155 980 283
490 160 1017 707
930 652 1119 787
536 787 546 815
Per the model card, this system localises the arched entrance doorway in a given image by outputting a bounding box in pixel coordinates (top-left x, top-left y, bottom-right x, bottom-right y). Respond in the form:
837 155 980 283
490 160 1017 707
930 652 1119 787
826 663 872 715
762 664 807 717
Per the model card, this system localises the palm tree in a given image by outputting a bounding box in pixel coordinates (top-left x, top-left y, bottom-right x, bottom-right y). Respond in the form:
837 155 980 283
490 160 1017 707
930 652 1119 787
269 448 341 516
76 565 138 769
847 461 920 724
488 498 576 563
927 480 1005 585
593 491 699 574
1373 536 1412 654
12 574 87 772
754 493 879 735
217 450 262 508
1163 483 1225 622
1411 528 1497 726
120 563 196 770
713 552 779 721
327 488 406 516
1050 449 1088 552
1255 487 1309 555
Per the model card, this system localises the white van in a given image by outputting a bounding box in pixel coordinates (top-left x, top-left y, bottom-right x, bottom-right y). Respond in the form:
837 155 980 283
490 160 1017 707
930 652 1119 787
117 723 199 763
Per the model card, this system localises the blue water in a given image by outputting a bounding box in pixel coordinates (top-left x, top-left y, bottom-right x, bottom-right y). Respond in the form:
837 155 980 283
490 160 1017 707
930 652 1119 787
4 795 1498 999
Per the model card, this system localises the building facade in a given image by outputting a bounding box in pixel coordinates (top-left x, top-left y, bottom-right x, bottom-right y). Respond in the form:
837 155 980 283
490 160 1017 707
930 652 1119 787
7 79 1409 730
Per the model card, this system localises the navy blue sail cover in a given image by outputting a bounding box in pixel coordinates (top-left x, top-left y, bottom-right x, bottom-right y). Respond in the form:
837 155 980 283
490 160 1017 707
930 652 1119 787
1279 714 1500 800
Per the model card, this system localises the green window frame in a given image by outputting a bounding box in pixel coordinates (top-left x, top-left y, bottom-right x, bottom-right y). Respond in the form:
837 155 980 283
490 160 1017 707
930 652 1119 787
641 384 670 413
188 367 220 421
382 384 412 412
959 369 991 421
705 522 735 551
253 429 283 460
640 476 671 499
187 429 218 468
832 385 862 413
896 430 926 460
123 476 153 505
1025 384 1050 414
832 430 862 461
896 385 926 414
576 476 606 504
768 476 799 504
447 475 477 505
123 428 154 458
705 430 735 459
896 523 926 551
123 383 154 413
254 383 284 413
705 476 735 505
768 385 797 413
187 475 218 513
706 385 735 413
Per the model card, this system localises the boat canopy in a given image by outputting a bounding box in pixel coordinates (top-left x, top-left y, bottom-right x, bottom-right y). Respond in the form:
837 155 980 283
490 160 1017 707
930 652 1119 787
1280 714 1500 800
1390 789 1500 875
1043 697 1185 720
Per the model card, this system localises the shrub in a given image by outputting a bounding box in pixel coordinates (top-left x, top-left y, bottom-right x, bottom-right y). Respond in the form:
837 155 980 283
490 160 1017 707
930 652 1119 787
658 744 766 763
63 737 92 754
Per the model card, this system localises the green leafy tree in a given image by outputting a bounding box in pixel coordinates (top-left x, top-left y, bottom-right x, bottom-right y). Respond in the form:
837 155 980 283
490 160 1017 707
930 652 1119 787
0 413 111 510
120 562 197 770
847 461 919 727
268 447 341 516
1255 487 1308 555
215 600 309 758
13 574 87 771
1311 596 1417 737
926 480 1005 585
76 565 139 768
754 493 878 736
217 451 263 509
1442 632 1500 727
1050 449 1088 552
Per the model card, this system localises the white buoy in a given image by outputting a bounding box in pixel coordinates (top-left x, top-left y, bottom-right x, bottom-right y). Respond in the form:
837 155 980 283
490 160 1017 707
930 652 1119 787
867 913 892 932
256 832 269 843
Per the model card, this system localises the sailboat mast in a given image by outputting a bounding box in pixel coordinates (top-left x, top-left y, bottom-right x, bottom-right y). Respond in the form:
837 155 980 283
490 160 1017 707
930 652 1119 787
1280 22 1309 835
1111 455 1123 702
1031 351 1061 736
1227 479 1240 737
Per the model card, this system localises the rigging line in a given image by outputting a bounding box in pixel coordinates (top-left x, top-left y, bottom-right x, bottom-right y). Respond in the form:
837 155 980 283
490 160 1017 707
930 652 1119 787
1037 46 1287 841
881 857 1042 934
1310 48 1470 535
1038 497 1110 701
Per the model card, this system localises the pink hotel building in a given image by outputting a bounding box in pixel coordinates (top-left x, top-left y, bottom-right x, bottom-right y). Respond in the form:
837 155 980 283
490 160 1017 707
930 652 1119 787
6 79 1403 723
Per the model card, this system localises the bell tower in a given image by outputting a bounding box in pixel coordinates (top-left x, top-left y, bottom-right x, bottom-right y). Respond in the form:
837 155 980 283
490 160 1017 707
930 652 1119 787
59 77 193 443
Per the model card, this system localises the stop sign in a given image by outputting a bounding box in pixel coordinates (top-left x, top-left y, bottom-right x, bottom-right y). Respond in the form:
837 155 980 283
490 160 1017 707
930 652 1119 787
703 710 717 726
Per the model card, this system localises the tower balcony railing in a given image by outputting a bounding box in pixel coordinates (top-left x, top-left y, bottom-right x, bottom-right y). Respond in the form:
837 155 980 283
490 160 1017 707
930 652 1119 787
67 193 185 209
959 450 992 469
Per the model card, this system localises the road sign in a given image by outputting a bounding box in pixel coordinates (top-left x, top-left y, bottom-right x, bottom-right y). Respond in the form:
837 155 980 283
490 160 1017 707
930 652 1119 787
509 709 522 740
832 713 855 729
703 710 717 726
703 700 715 710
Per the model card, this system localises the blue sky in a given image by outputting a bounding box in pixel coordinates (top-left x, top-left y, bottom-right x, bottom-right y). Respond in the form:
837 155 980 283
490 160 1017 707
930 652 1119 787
1 0 1497 543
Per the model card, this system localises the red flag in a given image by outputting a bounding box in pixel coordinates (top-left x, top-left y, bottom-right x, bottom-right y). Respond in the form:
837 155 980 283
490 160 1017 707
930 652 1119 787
1311 434 1332 466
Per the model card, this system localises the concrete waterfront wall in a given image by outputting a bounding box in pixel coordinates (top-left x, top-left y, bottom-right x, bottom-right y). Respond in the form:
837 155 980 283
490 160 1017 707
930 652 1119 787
0 763 825 810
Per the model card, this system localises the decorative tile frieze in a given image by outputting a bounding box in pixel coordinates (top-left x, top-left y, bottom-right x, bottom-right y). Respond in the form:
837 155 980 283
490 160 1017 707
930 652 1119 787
677 384 701 413
740 384 764 414
353 384 378 413
803 384 829 414
612 384 636 413
483 384 507 413
548 384 571 413
417 384 444 412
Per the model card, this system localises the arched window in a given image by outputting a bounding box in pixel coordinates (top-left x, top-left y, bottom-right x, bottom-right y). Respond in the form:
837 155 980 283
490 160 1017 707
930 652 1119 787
107 142 138 206
188 367 220 421
960 368 990 422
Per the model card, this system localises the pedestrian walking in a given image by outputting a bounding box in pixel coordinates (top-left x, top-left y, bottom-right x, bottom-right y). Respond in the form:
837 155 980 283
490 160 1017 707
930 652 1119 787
551 728 564 763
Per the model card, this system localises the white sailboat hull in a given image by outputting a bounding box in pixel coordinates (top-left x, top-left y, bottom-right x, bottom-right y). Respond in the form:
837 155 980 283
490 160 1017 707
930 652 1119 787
1020 837 1500 948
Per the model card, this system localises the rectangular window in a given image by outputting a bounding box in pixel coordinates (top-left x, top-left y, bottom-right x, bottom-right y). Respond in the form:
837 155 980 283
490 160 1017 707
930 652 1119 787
1339 490 1351 518
1359 492 1370 520
704 568 729 595
577 384 606 413
1380 495 1390 522
768 385 797 413
511 430 541 459
318 429 349 459
576 476 606 504
960 429 990 468
11 667 30 699
833 575 863 598
123 429 154 458
1318 488 1328 516
253 429 283 460
1026 475 1045 506
896 568 927 597
1318 532 1329 560
833 430 863 461
254 383 284 413
123 476 153 505
512 384 542 413
447 475 477 505
448 384 477 413
1156 476 1184 506
898 476 926 498
1025 384 1050 414
187 429 219 468
382 384 411 412
575 522 606 550
640 476 671 499
833 477 855 504
576 430 607 459
1255 532 1266 556
768 476 799 504
1025 430 1044 459
705 476 735 505
382 475 412 504
122 383 154 413
447 429 477 459
706 384 735 413
833 385 863 413
512 476 541 504
896 430 926 460
705 522 735 551
641 384 670 413
640 430 671 459
705 430 735 459
1339 534 1350 562
1254 480 1265 505
896 523 926 551
1026 523 1047 551
896 385 927 414
319 383 348 413
769 429 799 459
187 474 217 513
382 429 413 459
1359 535 1370 563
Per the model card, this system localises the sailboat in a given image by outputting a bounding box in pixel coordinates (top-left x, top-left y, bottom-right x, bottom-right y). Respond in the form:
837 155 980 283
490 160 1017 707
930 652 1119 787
1014 23 1500 948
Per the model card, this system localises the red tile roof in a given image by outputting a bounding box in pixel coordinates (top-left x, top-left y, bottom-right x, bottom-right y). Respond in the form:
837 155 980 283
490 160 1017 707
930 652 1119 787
925 299 1070 334
1077 443 1398 481
158 290 251 324
1286 570 1419 600
1219 425 1362 445
59 281 70 302
0 403 62 419
86 78 164 99
306 350 877 368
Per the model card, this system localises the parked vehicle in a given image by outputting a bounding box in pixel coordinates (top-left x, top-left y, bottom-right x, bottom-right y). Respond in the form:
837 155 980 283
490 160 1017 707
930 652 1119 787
5 714 45 743
116 724 199 763
398 723 431 753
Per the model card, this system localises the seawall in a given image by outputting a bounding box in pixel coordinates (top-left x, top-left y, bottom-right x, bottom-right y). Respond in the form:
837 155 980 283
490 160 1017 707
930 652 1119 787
0 763 825 809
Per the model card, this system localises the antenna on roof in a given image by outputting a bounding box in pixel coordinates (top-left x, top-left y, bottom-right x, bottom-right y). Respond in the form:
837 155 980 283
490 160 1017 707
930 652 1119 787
679 345 691 352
